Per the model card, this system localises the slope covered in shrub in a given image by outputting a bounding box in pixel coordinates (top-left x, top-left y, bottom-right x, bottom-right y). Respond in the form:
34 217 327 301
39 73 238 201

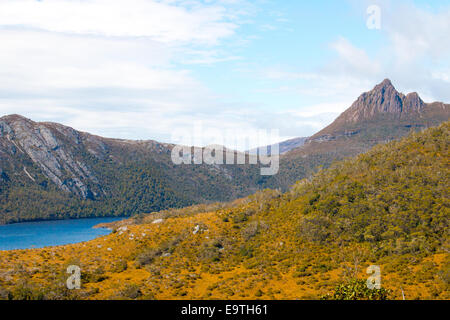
0 123 448 300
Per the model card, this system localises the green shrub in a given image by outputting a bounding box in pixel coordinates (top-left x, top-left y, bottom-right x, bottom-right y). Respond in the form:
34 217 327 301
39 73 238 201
321 279 391 300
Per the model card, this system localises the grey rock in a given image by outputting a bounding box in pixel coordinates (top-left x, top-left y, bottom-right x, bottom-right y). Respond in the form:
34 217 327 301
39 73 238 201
0 114 101 198
342 79 426 123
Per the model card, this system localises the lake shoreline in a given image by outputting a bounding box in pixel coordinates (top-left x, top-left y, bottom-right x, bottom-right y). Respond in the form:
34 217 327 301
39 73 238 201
0 215 128 226
0 217 125 251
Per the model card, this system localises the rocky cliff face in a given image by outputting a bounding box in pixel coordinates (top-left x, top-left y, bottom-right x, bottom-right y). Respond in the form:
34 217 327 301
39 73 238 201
0 114 182 201
339 79 425 123
0 114 264 223
311 79 448 139
1 79 448 223
0 115 105 199
265 79 450 191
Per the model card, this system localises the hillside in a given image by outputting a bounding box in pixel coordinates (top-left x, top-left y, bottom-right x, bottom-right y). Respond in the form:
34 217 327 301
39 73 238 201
0 122 448 300
0 115 263 224
266 79 449 190
0 80 448 224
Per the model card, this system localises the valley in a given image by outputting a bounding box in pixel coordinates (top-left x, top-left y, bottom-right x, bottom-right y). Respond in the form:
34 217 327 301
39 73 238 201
0 80 448 224
0 121 448 300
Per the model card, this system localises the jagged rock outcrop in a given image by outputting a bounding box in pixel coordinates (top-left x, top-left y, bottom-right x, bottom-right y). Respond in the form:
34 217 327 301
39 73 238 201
0 114 266 224
310 79 447 139
266 79 449 191
339 79 425 124
0 115 101 198
404 92 425 113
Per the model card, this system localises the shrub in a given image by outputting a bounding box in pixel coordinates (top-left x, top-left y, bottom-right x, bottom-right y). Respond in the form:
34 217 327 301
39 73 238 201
119 284 142 299
136 248 162 267
10 281 44 300
0 287 11 300
321 279 391 300
199 242 221 262
114 259 128 273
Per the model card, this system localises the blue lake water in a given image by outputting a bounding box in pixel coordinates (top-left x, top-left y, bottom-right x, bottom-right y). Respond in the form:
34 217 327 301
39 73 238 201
0 217 123 250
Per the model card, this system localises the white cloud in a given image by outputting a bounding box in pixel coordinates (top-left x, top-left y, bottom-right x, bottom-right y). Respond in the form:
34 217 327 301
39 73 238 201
432 71 450 83
259 2 450 108
384 3 450 64
0 0 255 145
0 0 448 148
329 37 381 77
0 30 196 91
0 0 246 95
284 102 349 118
0 0 238 44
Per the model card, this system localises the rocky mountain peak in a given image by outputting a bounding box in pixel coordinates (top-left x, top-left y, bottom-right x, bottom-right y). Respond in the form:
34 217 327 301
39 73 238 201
339 79 426 123
374 78 395 91
405 92 425 113
308 79 448 141
1 114 30 121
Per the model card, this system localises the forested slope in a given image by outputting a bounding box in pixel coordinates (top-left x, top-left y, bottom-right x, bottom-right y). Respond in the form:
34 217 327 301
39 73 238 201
1 122 448 300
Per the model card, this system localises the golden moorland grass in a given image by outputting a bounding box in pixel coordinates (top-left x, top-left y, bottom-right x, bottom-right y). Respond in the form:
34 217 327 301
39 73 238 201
0 123 448 300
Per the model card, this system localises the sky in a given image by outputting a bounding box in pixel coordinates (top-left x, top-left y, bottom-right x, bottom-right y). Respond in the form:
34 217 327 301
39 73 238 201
0 0 449 149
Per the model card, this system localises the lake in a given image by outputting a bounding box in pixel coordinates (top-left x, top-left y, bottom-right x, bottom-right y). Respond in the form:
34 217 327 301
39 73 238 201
0 217 124 250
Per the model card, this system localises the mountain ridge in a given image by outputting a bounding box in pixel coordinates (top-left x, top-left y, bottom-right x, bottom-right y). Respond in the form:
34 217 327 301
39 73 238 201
1 121 448 300
260 79 449 190
310 79 447 139
1 79 449 223
0 114 263 224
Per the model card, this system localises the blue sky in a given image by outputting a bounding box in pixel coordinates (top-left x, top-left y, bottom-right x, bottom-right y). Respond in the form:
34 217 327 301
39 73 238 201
0 0 449 149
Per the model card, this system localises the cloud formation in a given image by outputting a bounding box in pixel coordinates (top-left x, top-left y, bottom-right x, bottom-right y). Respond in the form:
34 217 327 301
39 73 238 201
0 0 250 143
0 0 238 43
264 1 450 106
0 0 448 148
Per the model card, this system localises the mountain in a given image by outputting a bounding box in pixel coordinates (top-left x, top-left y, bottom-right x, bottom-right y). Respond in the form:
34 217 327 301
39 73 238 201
312 79 444 136
2 122 448 300
0 79 448 224
0 115 263 224
265 79 449 190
